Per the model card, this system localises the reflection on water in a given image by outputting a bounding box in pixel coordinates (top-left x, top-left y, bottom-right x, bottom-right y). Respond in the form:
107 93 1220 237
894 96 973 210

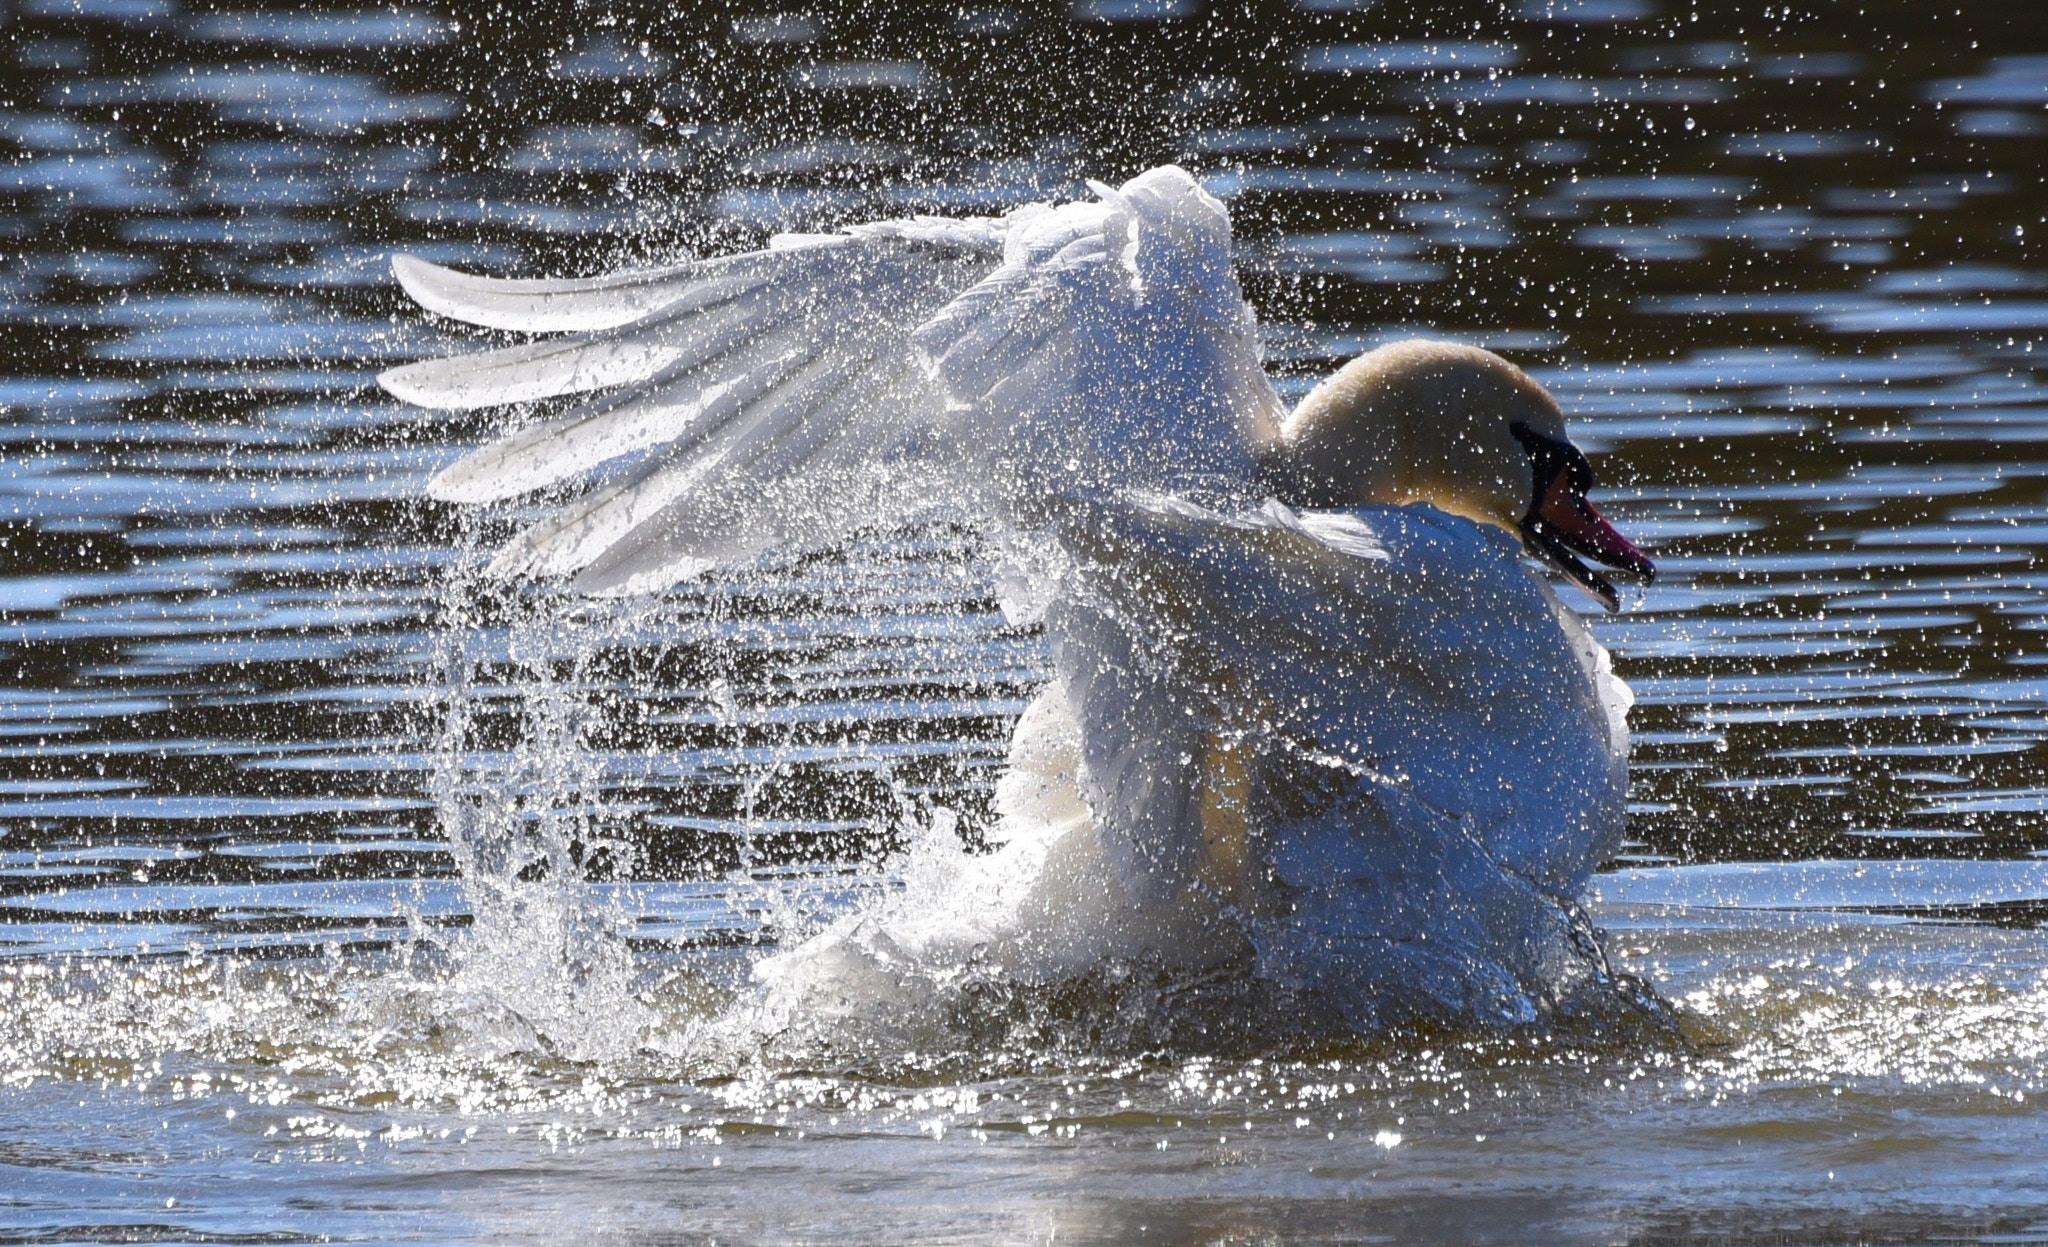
2 0 2048 1240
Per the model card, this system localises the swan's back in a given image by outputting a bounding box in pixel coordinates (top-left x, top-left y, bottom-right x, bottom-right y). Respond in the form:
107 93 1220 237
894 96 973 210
1032 493 1630 1025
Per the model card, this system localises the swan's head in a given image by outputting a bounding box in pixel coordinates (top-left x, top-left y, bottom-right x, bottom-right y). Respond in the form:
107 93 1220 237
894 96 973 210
1267 339 1655 611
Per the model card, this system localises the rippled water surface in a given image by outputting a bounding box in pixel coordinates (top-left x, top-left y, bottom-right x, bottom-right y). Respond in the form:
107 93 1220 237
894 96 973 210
5 1 2048 1242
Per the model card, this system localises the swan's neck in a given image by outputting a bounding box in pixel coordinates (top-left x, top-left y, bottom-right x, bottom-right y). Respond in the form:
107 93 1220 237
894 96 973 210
1253 432 1516 533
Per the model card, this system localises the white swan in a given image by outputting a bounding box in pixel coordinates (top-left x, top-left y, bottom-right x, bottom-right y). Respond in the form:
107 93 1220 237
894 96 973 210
381 166 1656 1029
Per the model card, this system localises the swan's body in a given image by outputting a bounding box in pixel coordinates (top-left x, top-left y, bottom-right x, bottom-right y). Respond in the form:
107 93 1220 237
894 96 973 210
382 166 1654 1028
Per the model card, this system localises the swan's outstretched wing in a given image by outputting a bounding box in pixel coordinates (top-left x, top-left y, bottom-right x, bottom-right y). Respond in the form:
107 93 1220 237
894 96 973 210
380 217 1009 593
378 166 1284 594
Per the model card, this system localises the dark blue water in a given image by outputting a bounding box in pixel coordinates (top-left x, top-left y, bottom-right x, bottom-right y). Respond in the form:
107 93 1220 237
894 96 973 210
4 1 2048 1241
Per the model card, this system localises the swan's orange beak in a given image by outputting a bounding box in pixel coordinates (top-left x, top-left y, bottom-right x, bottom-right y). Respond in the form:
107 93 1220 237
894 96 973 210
1511 423 1655 612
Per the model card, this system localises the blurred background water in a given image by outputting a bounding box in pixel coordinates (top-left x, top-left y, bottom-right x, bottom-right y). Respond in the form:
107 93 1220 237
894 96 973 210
4 0 2048 1242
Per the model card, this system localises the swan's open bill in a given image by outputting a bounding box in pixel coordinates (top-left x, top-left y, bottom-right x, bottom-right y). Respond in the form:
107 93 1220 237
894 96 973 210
1512 423 1657 612
381 166 1659 1030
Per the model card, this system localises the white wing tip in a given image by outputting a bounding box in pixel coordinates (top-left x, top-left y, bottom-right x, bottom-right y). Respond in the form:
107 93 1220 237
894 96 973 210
377 359 513 412
390 253 458 313
375 361 453 410
423 461 496 505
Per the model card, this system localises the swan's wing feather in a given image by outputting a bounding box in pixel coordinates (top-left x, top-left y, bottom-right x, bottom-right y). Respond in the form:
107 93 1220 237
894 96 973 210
561 358 938 595
428 308 867 502
382 221 1006 586
387 220 1010 338
378 251 851 411
488 346 919 589
390 253 701 333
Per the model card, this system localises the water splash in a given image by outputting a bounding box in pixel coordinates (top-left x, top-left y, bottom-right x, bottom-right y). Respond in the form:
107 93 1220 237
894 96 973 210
692 681 1674 1071
423 543 652 1066
395 520 1665 1073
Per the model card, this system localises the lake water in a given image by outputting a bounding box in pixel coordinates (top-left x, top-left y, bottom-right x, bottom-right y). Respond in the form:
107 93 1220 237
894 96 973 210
4 0 2048 1242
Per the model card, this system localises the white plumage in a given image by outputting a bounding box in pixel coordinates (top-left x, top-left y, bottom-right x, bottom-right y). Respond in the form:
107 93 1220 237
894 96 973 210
383 166 1651 1029
382 170 1281 592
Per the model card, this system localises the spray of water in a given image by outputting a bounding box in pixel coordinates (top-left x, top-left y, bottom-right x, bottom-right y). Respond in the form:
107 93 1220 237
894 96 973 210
396 511 1674 1080
422 531 653 1066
